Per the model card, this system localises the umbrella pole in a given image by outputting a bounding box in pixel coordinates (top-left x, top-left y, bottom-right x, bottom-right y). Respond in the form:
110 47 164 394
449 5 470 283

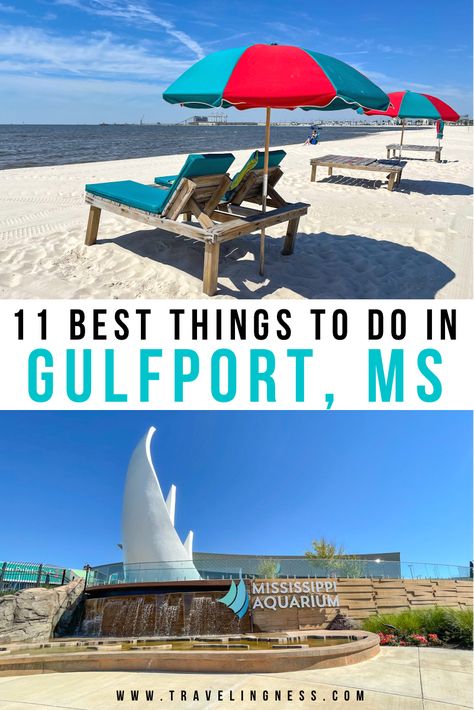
259 107 271 276
399 119 405 159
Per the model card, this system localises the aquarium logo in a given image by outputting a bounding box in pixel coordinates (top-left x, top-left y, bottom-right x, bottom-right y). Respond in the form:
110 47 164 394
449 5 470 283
217 576 249 619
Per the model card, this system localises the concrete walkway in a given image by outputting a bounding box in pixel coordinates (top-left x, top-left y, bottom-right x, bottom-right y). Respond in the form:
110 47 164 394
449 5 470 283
0 647 471 709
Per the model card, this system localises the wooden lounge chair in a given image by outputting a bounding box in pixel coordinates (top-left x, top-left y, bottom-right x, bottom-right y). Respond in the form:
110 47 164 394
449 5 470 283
310 154 406 191
84 152 308 296
154 148 286 198
208 149 304 260
222 150 287 208
386 144 442 162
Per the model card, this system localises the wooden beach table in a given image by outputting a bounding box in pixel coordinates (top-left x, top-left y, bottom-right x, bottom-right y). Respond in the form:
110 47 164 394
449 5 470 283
310 154 406 191
386 144 442 162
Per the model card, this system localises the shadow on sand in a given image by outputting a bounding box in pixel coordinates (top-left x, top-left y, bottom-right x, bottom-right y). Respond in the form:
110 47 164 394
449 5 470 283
318 175 472 196
396 157 460 164
396 179 473 196
101 228 455 299
318 175 385 190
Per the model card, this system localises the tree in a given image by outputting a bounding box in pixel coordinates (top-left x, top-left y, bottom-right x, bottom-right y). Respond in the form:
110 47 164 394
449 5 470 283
305 537 345 560
256 558 280 579
305 537 364 578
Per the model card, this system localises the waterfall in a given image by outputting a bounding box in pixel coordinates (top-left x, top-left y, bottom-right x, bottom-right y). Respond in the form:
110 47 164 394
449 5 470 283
78 592 250 638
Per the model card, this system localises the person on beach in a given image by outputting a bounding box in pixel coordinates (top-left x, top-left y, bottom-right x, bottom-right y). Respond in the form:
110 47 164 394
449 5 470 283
303 128 319 146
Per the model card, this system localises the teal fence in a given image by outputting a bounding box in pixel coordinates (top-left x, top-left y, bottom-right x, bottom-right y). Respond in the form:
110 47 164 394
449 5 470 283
0 561 72 592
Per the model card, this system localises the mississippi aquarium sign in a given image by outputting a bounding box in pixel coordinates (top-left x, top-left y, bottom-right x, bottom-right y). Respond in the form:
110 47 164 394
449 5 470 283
250 579 340 611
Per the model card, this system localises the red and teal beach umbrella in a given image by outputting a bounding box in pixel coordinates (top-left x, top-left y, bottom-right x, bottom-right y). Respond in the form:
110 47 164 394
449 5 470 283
163 44 390 112
164 44 389 274
360 90 460 156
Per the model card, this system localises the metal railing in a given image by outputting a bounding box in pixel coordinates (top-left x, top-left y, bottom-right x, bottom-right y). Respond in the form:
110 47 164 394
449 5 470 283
0 561 72 593
85 558 472 588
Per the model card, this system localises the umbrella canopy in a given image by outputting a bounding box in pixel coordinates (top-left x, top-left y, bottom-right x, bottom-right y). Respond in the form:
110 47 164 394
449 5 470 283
163 44 390 276
360 90 460 121
359 90 460 158
163 44 390 112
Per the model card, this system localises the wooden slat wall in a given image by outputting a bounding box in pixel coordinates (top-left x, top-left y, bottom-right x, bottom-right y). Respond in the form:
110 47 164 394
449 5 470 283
250 578 473 631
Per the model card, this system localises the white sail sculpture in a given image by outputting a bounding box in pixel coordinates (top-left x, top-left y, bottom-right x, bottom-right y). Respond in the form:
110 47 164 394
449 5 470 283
122 427 200 582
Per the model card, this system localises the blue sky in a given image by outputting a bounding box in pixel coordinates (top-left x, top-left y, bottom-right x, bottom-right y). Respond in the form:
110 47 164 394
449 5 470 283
0 411 471 569
0 0 471 123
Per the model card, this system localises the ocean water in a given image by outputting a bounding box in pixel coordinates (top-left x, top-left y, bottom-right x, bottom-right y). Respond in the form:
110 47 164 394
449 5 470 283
0 124 408 170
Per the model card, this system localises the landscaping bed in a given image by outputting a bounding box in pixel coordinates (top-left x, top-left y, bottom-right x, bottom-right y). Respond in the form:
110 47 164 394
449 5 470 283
361 606 473 649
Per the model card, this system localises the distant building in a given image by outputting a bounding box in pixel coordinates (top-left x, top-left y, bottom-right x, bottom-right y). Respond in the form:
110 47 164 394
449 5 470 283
187 113 228 125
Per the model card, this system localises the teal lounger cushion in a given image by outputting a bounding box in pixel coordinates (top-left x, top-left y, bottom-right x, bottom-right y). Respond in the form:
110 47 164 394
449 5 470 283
252 149 286 170
154 150 286 190
154 152 235 189
85 180 171 213
154 174 179 188
87 153 235 216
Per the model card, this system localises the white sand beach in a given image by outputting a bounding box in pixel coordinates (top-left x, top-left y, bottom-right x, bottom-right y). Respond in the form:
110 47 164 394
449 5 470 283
0 127 471 299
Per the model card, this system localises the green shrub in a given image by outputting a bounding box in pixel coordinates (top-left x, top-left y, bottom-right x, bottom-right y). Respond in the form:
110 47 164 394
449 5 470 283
417 606 452 635
363 609 425 635
362 606 473 649
444 608 473 648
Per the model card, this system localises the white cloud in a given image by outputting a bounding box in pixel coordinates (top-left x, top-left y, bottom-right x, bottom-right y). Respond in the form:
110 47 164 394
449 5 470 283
404 81 434 92
432 85 473 102
56 0 205 58
358 68 469 104
0 71 174 122
376 43 411 56
205 32 251 48
447 45 469 53
0 2 27 13
355 38 415 57
0 72 164 96
335 50 370 57
0 26 191 81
